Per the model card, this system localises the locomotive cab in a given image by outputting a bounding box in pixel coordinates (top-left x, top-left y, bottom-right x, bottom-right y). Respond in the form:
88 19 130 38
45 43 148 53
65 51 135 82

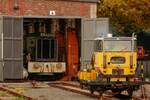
94 37 137 82
78 36 143 96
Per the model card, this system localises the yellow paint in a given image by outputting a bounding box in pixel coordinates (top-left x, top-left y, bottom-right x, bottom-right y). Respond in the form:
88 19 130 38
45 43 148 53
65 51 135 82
78 51 137 82
78 70 98 80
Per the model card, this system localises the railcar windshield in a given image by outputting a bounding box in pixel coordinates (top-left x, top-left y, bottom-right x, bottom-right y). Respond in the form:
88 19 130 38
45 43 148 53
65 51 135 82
103 40 135 51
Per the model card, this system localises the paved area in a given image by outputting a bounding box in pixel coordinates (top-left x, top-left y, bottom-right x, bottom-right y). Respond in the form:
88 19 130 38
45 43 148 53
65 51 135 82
0 82 150 100
24 87 96 100
0 82 96 100
143 84 150 98
130 84 150 99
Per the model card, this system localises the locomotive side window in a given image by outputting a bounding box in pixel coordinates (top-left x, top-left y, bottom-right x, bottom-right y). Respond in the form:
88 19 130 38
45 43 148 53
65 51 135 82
110 57 125 64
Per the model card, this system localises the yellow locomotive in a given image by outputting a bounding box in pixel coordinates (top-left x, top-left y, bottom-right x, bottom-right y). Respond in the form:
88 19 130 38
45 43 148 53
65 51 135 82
78 36 144 96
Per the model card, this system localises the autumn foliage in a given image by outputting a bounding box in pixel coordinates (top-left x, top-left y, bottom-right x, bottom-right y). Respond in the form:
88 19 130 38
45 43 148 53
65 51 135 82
97 0 150 35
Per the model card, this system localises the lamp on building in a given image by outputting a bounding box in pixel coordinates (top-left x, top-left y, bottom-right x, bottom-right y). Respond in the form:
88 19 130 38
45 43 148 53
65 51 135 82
13 0 19 10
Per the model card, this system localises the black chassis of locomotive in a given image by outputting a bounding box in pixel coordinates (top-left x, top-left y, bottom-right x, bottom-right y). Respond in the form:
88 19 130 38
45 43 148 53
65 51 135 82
79 80 144 95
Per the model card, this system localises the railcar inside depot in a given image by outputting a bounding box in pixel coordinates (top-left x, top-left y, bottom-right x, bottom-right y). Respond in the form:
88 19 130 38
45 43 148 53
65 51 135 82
23 18 81 79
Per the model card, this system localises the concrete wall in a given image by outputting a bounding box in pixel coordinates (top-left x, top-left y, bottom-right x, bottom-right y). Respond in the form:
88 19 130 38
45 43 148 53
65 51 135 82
0 0 97 18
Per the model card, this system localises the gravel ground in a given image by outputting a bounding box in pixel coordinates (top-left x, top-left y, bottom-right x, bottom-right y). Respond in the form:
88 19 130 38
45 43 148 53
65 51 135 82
0 82 96 100
0 90 22 100
143 84 150 99
24 87 96 100
1 82 150 100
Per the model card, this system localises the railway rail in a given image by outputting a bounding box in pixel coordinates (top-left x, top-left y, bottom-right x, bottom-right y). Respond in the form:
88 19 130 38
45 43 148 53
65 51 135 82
0 85 34 100
48 81 148 100
0 80 148 100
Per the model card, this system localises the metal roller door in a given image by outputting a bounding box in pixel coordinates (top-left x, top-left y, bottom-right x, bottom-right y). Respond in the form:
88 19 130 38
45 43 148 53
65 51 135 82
81 18 109 69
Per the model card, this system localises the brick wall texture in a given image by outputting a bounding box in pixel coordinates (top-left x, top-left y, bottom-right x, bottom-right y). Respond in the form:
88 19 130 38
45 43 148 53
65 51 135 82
0 0 97 18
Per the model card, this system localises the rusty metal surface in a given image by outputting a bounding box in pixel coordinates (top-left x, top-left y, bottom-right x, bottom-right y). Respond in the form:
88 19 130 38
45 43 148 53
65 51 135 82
28 62 66 73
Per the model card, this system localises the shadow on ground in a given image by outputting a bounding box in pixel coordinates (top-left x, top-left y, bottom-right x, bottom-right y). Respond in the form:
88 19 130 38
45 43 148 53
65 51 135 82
114 94 131 100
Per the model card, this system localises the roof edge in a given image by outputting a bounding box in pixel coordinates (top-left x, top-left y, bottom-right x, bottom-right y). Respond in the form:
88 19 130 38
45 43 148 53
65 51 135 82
58 0 99 3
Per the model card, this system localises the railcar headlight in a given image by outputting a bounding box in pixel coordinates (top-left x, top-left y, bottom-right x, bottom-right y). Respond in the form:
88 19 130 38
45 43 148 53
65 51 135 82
83 69 87 71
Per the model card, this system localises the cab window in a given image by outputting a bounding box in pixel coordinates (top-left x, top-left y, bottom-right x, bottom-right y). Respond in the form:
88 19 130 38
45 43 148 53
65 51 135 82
110 57 125 64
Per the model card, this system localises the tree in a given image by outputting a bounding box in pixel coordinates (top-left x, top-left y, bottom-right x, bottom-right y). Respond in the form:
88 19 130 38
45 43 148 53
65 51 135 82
97 0 150 36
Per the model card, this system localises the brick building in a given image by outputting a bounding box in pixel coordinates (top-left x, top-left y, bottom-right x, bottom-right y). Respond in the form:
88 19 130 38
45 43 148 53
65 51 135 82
0 0 98 18
0 0 110 81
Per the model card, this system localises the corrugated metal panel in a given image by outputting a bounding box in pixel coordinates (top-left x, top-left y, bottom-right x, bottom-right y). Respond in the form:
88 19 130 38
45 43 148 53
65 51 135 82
3 17 12 38
81 18 109 69
143 61 150 79
0 16 3 81
82 19 96 40
0 33 2 61
96 19 109 37
0 17 2 34
0 17 3 60
3 16 23 79
4 40 12 58
138 60 150 80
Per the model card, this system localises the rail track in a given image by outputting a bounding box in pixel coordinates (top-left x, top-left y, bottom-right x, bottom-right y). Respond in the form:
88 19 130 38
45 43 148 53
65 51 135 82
0 80 148 100
48 81 148 100
0 85 35 100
